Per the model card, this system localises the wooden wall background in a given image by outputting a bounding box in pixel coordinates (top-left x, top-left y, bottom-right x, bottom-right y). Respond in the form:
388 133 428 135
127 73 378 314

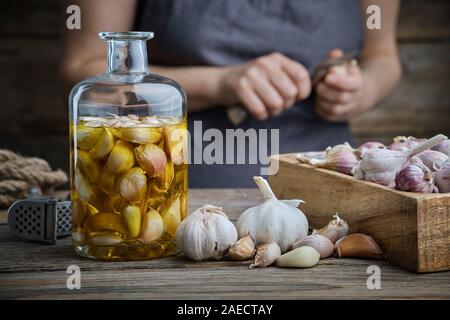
0 0 449 174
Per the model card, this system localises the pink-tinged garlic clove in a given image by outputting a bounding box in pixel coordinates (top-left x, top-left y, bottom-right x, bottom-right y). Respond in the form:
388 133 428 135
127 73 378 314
389 136 425 151
135 144 167 177
358 141 386 156
335 233 385 259
413 150 448 171
431 139 450 156
305 143 359 175
291 234 334 259
395 159 437 193
435 160 450 193
313 213 349 244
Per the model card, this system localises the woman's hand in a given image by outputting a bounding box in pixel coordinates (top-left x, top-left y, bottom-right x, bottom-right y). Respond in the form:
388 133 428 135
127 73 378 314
217 52 312 120
315 49 374 122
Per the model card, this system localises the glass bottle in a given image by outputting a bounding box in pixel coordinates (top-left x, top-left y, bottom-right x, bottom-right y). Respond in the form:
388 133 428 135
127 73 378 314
69 32 188 260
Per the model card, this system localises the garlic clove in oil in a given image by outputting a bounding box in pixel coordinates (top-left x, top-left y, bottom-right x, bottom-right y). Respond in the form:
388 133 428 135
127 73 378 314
77 150 101 182
276 246 320 268
89 127 115 159
114 127 162 145
237 176 308 253
229 235 256 261
140 208 165 242
98 168 116 195
76 126 102 151
123 205 141 238
135 144 167 177
105 140 135 173
291 234 334 259
335 233 385 259
250 242 281 268
119 167 147 202
84 212 128 235
313 213 349 244
164 126 188 165
176 205 237 261
75 169 95 201
160 195 181 237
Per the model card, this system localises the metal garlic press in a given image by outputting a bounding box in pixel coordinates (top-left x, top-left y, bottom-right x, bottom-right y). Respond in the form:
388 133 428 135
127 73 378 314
7 197 71 244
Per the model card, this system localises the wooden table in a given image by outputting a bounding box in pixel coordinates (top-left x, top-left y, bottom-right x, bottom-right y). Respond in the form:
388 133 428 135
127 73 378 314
0 189 449 300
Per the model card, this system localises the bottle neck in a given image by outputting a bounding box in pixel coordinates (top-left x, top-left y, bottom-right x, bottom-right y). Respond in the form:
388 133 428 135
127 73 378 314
107 39 149 74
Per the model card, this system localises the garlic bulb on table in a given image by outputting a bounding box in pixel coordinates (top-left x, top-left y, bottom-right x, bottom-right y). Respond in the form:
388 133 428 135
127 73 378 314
237 176 308 253
353 134 447 186
175 205 237 261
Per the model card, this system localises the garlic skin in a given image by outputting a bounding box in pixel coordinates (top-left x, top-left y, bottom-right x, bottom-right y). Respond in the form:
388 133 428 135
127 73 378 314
291 234 334 259
250 243 281 268
413 150 448 171
431 139 450 156
303 143 359 175
313 213 348 244
395 159 437 193
435 160 450 193
229 235 256 261
358 141 385 156
335 234 385 259
237 177 308 253
353 134 447 186
176 205 237 261
276 246 320 268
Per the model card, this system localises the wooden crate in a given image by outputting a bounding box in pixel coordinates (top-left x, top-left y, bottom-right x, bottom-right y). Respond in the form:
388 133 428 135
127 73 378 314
269 154 450 273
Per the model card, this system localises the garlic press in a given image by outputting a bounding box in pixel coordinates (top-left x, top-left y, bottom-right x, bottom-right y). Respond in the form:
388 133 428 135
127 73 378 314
7 197 71 244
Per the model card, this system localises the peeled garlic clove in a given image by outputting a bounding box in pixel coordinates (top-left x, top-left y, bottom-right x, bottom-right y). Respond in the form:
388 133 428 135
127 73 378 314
276 246 320 268
84 212 128 235
76 126 102 151
114 127 162 144
180 192 188 220
75 169 94 201
90 233 123 246
135 144 167 177
90 128 115 159
119 167 147 202
250 243 281 268
157 161 174 191
229 235 256 261
123 205 141 238
313 213 349 244
105 140 135 173
160 195 181 237
98 168 116 194
164 127 188 165
140 208 165 242
291 234 334 259
77 150 101 182
335 233 385 259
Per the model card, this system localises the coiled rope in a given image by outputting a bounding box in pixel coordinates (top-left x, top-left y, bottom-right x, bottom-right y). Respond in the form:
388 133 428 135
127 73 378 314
0 149 68 208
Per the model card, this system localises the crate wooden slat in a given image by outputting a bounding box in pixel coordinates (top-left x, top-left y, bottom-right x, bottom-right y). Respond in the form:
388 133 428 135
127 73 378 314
269 154 450 273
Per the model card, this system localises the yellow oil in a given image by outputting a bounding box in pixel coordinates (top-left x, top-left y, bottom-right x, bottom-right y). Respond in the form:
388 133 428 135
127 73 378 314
70 116 188 260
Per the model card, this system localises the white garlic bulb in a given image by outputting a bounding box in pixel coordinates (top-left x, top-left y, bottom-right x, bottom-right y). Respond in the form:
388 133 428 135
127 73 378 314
175 204 237 261
237 176 308 253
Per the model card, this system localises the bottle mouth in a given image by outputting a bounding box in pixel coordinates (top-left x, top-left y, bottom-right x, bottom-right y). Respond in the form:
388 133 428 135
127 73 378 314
99 31 154 41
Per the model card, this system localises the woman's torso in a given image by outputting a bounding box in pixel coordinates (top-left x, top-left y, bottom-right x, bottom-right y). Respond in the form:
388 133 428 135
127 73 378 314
136 0 363 187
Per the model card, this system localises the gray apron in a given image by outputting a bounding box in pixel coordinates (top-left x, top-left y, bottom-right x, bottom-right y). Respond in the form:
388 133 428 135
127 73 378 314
136 0 363 187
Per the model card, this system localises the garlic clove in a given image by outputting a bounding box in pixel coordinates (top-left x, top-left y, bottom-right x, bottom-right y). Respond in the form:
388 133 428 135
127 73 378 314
291 234 334 259
105 140 135 173
276 246 320 268
76 126 102 151
313 213 348 244
164 126 188 165
113 127 162 144
89 128 115 159
250 243 281 268
84 212 128 235
335 233 385 259
160 195 181 237
140 208 165 242
119 167 147 202
156 161 175 191
98 168 117 195
75 169 95 201
77 150 101 182
123 205 141 238
135 144 167 177
229 235 256 261
90 233 123 246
